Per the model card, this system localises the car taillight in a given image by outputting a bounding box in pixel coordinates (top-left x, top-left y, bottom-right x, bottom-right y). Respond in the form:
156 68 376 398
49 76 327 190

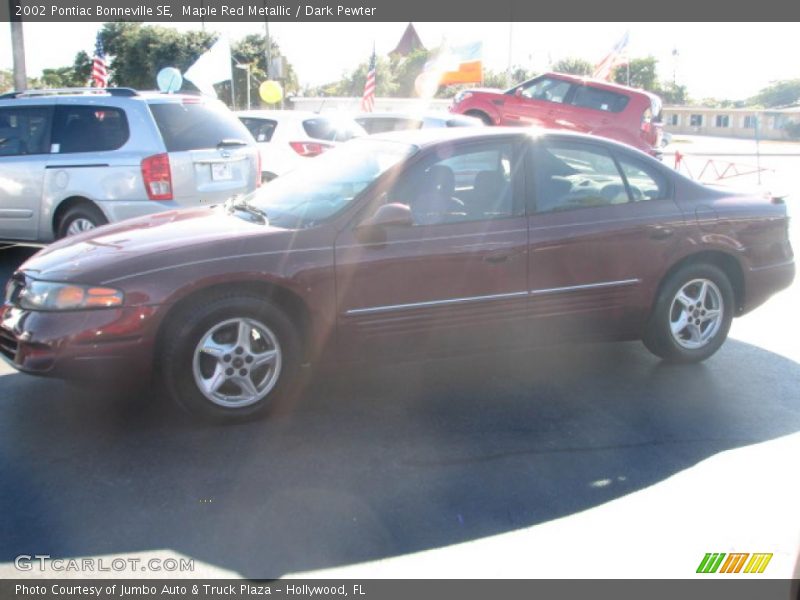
289 141 332 157
141 153 173 201
641 108 653 133
255 152 262 187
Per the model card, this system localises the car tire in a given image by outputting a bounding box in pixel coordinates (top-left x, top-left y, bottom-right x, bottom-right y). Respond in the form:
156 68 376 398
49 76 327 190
643 263 735 363
465 110 493 126
159 293 302 423
56 203 108 239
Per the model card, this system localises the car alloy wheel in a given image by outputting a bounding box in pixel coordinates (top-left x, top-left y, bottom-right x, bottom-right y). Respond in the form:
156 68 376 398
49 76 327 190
192 317 282 408
669 278 724 350
65 217 97 236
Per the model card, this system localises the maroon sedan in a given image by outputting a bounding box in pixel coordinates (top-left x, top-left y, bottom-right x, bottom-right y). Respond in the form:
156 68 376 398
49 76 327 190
1 129 794 422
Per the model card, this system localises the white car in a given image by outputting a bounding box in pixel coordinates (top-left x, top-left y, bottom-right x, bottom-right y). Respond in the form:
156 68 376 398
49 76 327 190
354 111 484 135
237 110 366 181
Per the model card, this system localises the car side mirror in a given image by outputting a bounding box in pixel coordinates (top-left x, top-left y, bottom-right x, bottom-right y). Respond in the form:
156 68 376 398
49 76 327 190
514 88 524 98
361 202 413 229
356 203 413 244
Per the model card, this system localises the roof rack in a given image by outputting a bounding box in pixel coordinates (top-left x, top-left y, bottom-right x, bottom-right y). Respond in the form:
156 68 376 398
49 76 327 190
0 87 139 99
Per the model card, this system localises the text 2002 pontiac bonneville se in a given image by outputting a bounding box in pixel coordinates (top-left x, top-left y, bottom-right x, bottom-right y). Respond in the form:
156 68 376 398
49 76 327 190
1 129 794 422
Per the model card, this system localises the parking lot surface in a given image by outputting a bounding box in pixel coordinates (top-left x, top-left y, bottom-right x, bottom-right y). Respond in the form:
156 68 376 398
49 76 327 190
1 135 799 578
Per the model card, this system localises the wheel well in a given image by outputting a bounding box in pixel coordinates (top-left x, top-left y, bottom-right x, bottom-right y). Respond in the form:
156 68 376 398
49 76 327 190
154 281 313 364
52 197 101 235
659 251 745 313
464 109 493 126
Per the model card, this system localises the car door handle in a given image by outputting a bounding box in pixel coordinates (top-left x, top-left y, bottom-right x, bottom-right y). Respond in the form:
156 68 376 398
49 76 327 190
484 250 514 264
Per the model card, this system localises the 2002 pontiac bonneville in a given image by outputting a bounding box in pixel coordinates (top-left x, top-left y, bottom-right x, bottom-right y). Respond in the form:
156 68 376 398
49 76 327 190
1 129 794 422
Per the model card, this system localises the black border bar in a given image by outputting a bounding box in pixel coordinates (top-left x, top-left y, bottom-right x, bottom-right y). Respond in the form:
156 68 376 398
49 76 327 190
1 0 800 22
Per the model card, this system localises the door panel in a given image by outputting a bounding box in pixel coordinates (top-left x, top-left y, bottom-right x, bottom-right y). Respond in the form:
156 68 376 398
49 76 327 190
335 139 530 359
335 218 529 359
526 139 686 341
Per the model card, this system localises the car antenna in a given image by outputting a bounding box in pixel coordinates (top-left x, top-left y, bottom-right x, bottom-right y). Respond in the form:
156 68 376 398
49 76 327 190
316 98 326 114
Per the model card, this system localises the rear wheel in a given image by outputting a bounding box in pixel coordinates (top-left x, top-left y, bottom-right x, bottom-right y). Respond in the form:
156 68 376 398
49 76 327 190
56 203 108 239
643 264 734 363
160 294 301 422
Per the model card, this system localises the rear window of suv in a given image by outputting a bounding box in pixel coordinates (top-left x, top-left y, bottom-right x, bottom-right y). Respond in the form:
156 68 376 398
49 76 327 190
570 86 630 113
150 101 253 152
302 118 363 142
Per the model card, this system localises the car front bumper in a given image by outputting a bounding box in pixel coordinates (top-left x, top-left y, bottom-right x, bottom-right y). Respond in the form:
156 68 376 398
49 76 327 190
0 303 161 384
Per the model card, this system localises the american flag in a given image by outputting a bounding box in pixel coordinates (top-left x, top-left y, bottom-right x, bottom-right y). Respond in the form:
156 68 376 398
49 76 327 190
91 34 109 88
360 45 376 112
592 31 630 81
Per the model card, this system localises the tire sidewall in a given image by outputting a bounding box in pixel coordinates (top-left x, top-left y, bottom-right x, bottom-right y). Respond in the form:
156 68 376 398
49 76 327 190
57 204 108 239
645 264 735 363
162 296 301 423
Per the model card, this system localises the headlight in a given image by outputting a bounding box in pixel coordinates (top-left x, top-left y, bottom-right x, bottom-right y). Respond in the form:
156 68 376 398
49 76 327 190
19 281 124 311
453 91 473 104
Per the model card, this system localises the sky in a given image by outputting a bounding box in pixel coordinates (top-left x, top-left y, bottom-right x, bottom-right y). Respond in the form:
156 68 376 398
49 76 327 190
1 22 797 100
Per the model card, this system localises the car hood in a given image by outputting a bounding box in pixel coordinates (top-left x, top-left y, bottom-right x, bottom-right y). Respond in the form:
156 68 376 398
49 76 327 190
19 207 293 284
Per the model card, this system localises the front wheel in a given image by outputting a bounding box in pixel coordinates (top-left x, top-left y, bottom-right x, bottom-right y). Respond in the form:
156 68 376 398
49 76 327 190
643 264 734 363
159 294 301 422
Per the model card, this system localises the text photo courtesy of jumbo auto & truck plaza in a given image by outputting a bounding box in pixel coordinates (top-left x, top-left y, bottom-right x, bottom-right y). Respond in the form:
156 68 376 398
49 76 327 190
1 0 800 597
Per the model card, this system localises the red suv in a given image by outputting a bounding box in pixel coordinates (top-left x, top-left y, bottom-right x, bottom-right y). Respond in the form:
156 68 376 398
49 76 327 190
450 72 663 157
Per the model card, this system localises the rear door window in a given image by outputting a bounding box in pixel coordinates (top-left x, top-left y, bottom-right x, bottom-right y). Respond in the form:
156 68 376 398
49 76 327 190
150 102 252 151
532 141 630 212
240 117 277 143
571 86 630 113
616 155 669 201
0 106 52 156
52 105 128 153
303 118 364 142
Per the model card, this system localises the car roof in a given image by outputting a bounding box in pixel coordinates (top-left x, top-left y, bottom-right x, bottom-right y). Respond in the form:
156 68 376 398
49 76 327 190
236 109 356 121
355 111 461 120
365 126 657 158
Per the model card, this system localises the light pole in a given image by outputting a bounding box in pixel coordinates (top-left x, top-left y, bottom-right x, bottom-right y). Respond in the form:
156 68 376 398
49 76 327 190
9 0 27 91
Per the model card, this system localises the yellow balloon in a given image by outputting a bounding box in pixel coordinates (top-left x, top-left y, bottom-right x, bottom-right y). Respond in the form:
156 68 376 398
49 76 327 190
259 80 283 104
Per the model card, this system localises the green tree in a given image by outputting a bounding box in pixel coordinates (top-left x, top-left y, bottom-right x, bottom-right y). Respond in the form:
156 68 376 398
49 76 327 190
100 23 216 90
750 79 800 108
0 69 13 93
658 81 689 105
552 57 592 76
40 52 92 88
613 56 658 91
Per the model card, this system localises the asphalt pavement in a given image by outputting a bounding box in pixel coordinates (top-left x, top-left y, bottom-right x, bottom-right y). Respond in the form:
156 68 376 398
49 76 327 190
1 137 799 578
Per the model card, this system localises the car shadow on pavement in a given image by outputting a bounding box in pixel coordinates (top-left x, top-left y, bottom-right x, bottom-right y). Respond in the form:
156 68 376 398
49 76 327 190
1 335 799 578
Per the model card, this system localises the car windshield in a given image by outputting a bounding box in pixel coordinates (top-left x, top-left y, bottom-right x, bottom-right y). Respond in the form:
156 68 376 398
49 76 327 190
244 138 417 227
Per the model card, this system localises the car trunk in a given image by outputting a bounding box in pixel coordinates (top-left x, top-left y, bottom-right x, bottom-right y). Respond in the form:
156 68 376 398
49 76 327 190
170 146 255 206
148 99 257 206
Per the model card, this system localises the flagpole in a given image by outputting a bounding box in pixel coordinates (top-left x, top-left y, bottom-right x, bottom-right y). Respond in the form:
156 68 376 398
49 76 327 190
506 22 513 88
230 61 236 110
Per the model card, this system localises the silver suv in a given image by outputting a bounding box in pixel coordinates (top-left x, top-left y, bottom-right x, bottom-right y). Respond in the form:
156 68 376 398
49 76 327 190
0 88 260 243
